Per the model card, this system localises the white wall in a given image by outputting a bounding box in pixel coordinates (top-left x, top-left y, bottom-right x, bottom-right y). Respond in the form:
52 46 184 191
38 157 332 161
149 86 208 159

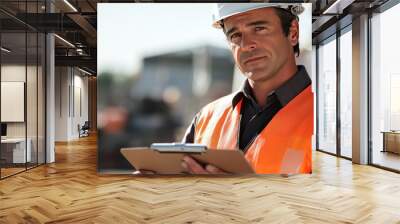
55 67 89 141
1 65 33 138
55 66 69 141
71 72 89 138
1 82 25 122
1 65 26 132
1 63 46 163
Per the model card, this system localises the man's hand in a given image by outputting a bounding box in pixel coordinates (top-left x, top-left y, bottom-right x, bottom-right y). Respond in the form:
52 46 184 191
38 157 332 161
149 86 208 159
181 155 228 174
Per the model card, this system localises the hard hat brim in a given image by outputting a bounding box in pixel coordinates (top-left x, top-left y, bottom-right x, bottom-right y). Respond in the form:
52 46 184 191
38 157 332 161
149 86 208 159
212 3 298 29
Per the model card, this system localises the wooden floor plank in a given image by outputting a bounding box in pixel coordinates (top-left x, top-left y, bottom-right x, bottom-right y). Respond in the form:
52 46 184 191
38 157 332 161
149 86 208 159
1 135 400 223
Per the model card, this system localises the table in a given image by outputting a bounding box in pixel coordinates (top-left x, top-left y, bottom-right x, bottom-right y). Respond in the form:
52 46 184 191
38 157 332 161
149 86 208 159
381 131 400 154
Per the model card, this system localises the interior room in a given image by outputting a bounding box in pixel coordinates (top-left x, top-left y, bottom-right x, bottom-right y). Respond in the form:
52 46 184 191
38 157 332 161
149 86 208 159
0 0 399 223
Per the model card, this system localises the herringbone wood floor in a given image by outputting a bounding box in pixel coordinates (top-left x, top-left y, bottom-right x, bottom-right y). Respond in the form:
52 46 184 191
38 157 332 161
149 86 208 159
1 135 400 224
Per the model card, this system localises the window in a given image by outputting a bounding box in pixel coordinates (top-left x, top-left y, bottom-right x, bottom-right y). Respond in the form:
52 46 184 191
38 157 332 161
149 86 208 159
317 36 337 154
0 1 46 179
339 28 352 158
371 3 400 171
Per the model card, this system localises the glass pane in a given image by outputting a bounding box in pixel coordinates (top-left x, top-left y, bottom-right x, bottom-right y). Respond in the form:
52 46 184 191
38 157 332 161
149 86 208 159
25 0 38 169
340 29 352 158
318 37 337 154
371 4 400 171
27 31 38 169
1 31 27 177
38 32 45 165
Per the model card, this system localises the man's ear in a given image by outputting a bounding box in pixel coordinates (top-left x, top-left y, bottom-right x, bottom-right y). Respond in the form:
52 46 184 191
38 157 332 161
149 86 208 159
288 19 299 47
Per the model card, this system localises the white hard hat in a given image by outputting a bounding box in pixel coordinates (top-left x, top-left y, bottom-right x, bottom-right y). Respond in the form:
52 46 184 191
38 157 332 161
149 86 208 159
212 3 304 29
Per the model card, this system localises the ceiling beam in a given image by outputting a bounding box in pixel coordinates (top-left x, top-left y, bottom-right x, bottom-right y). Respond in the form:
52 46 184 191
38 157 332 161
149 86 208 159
67 14 96 36
55 55 96 72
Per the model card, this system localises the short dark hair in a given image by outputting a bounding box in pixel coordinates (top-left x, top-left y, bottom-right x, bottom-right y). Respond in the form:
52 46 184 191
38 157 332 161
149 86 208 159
221 7 300 56
273 7 300 56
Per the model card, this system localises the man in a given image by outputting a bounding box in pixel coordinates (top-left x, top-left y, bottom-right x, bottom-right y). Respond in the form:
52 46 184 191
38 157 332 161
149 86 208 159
180 3 313 174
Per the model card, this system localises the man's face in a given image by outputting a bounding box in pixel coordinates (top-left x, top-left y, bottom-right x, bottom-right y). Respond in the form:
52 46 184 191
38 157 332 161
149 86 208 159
223 7 298 82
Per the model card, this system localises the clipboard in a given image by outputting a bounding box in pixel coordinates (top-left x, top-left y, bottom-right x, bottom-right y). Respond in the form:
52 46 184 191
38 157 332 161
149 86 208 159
120 144 255 174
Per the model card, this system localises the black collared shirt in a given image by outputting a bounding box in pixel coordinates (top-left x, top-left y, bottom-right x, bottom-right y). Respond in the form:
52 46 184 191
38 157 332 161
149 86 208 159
182 65 311 151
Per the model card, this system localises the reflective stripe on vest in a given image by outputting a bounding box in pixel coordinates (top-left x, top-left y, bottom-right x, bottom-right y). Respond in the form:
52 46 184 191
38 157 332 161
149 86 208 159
194 85 313 174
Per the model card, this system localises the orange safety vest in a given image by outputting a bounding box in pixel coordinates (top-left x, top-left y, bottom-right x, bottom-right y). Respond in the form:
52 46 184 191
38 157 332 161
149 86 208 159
194 85 313 174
